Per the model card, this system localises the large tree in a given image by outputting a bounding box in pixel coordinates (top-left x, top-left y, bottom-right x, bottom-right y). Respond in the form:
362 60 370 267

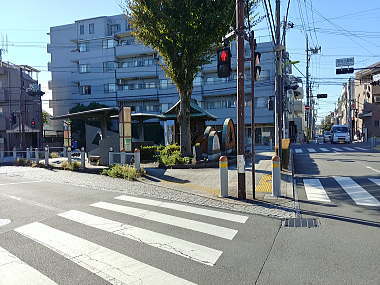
125 0 235 155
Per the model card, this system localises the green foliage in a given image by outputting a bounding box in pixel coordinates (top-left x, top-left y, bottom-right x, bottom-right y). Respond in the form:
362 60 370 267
140 145 164 161
50 152 60 158
62 161 80 171
42 111 50 125
157 144 192 166
101 164 144 181
15 158 32 167
321 113 333 132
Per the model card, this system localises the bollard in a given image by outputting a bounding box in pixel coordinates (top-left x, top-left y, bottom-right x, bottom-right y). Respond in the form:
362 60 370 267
35 148 39 163
26 148 30 160
108 147 114 166
80 147 85 169
272 155 281 197
219 156 228 198
67 147 72 164
13 147 16 161
134 148 141 172
44 147 49 166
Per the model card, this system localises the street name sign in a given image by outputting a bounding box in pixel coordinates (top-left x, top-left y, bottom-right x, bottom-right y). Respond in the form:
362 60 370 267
336 57 354 67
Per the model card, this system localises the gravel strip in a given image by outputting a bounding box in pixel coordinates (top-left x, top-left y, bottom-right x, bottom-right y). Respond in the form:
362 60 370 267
0 166 295 219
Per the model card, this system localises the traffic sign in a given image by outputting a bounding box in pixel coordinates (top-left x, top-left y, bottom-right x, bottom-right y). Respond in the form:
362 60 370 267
336 57 354 67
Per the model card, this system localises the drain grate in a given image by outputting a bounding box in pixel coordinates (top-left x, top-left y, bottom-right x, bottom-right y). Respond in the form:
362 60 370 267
282 218 318 228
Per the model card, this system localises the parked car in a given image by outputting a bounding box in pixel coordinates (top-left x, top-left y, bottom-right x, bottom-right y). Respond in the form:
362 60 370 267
323 131 332 143
331 125 351 144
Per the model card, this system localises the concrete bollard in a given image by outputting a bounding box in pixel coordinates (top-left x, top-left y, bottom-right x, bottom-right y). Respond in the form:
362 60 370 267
35 148 39 163
44 147 49 166
108 147 114 166
0 150 4 163
13 147 17 161
67 147 72 164
26 148 30 160
63 147 67 157
134 148 141 172
120 151 126 165
80 147 85 169
272 155 281 197
219 156 228 198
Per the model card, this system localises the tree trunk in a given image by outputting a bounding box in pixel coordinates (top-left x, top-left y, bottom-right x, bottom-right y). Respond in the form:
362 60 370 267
178 93 192 156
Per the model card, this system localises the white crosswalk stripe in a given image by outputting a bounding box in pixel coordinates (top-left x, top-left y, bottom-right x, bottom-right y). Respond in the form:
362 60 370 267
332 147 343 151
343 147 355 151
115 195 248 223
354 147 367 151
92 201 238 239
303 179 331 203
15 222 196 285
369 178 380 186
307 148 316 153
59 210 222 266
294 149 303 153
333 177 380 207
0 246 57 285
320 148 329 152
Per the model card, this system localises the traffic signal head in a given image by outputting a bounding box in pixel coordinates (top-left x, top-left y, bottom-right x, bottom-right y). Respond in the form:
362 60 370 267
31 120 36 127
217 47 231 78
336 68 354 74
317 94 328 99
254 52 261 80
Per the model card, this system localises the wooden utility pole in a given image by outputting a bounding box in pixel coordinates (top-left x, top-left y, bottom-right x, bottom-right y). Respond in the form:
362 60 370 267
275 0 282 157
250 31 256 199
236 0 246 199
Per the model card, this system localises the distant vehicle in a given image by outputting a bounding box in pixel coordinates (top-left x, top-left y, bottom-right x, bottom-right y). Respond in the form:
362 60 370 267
323 131 332 143
331 125 350 144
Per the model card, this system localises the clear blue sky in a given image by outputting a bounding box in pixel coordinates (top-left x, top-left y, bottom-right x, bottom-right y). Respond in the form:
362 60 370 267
1 0 380 122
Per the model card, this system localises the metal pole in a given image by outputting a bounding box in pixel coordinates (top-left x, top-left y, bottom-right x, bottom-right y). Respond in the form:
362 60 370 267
236 0 246 199
306 36 310 141
275 0 282 159
250 33 256 199
219 156 229 198
134 148 141 172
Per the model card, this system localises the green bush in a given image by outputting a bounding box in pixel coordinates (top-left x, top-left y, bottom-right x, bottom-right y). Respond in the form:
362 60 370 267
62 161 80 171
157 144 191 166
50 152 60 158
101 164 144 181
140 145 164 161
15 158 32 167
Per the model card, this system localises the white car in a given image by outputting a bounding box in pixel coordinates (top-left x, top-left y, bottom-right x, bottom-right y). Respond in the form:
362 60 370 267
331 125 350 144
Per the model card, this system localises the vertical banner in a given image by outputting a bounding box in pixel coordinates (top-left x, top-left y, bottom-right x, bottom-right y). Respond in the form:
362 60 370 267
119 107 132 152
63 121 71 148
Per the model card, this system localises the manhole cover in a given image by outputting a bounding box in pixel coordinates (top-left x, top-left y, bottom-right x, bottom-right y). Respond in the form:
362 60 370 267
0 219 11 227
282 218 318 228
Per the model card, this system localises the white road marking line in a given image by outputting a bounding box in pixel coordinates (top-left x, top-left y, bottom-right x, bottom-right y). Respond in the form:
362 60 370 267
59 210 222 266
333 177 380 207
0 218 11 227
294 149 303 153
307 148 316 153
303 179 331 203
320 148 329 152
332 148 343 152
343 147 355 151
92 202 237 240
366 166 380 174
0 193 62 212
115 195 248 224
0 246 57 285
0 181 41 186
15 222 195 285
354 147 367 151
369 178 380 186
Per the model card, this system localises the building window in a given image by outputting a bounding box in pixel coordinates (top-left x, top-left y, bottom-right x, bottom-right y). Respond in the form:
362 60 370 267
193 76 202 87
89 23 95 34
80 85 91 95
109 24 121 34
79 64 89 73
78 42 88 52
120 56 154 68
160 79 173 89
102 39 115 49
103 61 117 72
119 37 135 46
104 83 117 93
79 24 84 35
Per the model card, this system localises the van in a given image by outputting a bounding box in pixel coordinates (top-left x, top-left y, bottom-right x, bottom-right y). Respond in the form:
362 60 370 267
331 125 350 144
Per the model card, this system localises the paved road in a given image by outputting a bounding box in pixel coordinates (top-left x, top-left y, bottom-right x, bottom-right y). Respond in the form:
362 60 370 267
0 173 279 285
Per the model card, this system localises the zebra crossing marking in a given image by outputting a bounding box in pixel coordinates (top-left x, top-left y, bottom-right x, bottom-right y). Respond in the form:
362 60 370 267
15 222 196 285
59 210 222 266
354 147 367 151
332 148 343 152
369 178 380 186
303 179 331 203
343 147 355 151
294 149 303 153
333 177 380 207
91 201 238 240
0 246 57 285
307 148 316 153
320 148 329 152
115 195 248 223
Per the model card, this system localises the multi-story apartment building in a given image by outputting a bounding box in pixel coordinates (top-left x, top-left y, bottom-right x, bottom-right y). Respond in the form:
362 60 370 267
48 14 276 144
0 61 43 150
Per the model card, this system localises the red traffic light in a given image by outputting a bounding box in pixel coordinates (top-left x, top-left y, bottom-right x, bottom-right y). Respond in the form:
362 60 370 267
220 50 229 62
305 105 311 110
31 120 36 126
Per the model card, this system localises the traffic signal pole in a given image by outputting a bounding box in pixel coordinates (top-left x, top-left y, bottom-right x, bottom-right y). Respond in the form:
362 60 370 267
250 32 256 199
275 0 282 157
236 0 246 199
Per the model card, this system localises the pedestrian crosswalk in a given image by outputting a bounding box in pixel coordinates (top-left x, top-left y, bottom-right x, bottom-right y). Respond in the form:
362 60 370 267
293 146 368 154
302 177 380 207
0 195 249 284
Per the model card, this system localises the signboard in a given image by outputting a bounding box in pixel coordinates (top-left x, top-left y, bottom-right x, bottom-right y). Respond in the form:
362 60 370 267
63 121 71 148
336 57 354 67
119 107 132 152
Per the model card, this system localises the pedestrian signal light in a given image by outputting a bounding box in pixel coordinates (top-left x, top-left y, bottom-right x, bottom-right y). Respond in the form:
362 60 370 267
217 47 231 78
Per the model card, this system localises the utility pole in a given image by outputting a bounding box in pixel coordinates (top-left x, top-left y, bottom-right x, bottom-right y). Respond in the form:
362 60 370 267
305 36 310 141
275 0 282 157
236 0 246 199
249 31 256 199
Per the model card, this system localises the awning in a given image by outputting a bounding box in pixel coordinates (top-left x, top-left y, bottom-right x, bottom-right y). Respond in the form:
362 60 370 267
50 107 119 120
162 100 217 121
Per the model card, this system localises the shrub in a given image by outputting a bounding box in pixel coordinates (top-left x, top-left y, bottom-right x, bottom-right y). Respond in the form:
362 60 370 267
50 152 60 158
15 158 32 167
101 164 144 181
157 144 191 166
62 161 80 171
